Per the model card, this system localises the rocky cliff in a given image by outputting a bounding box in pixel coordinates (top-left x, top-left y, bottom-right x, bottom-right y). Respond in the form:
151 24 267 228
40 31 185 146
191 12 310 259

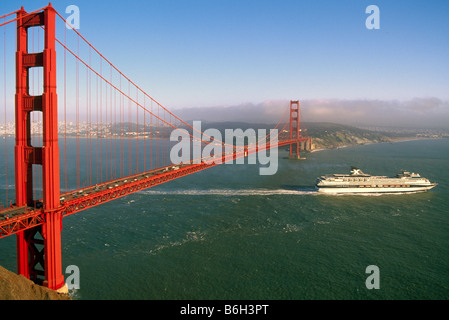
305 122 400 150
0 266 71 300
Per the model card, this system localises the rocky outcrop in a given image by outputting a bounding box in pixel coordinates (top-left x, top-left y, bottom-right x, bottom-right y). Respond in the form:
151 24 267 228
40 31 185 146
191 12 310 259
0 266 71 300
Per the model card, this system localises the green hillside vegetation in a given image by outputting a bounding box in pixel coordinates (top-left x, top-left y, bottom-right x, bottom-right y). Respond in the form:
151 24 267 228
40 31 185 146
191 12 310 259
196 121 408 150
304 122 401 149
87 121 422 150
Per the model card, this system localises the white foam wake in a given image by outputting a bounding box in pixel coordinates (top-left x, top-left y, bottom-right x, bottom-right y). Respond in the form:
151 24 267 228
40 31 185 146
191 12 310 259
139 188 317 196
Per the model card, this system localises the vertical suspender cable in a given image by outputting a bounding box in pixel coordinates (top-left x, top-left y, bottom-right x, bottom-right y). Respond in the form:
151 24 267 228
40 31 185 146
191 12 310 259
156 104 159 169
143 95 146 172
96 72 99 184
136 89 139 174
64 23 67 192
110 65 113 180
89 48 92 186
99 59 102 183
3 17 8 205
86 56 89 188
104 63 108 181
150 100 153 171
76 35 80 189
119 77 122 178
114 75 117 180
163 111 166 166
128 81 131 176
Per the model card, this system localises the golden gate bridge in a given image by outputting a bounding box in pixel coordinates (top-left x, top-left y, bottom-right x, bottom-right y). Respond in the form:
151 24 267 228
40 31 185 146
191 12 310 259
0 4 311 291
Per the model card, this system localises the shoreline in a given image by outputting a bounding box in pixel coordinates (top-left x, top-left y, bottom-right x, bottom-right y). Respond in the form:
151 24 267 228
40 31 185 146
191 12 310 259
310 136 443 153
3 134 445 148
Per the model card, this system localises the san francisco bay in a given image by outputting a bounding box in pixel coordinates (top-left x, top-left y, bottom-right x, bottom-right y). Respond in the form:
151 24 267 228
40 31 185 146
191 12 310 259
1 138 448 299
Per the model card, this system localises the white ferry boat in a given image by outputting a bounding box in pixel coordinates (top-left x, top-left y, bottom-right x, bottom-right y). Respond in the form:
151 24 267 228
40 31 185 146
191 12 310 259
315 167 437 194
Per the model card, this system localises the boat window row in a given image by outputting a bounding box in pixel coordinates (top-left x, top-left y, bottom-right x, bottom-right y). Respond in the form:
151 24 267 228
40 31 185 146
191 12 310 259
358 185 410 188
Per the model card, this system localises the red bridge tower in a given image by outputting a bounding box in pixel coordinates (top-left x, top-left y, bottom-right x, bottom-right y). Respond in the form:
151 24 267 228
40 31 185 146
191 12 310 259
289 100 301 159
15 5 65 291
289 100 312 159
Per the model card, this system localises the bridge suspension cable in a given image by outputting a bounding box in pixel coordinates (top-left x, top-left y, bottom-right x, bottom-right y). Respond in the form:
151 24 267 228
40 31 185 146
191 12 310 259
50 7 287 194
0 4 308 292
0 3 299 223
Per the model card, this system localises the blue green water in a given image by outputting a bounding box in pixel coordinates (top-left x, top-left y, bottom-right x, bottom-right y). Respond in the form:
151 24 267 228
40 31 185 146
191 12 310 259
1 138 449 299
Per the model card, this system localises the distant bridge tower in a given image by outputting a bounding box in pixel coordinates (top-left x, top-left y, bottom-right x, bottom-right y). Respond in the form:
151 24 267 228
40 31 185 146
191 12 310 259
15 5 65 291
289 100 311 159
289 100 301 159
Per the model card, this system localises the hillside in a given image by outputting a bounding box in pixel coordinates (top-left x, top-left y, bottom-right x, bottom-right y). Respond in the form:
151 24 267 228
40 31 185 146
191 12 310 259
304 122 400 149
192 121 409 150
60 120 432 151
0 266 71 300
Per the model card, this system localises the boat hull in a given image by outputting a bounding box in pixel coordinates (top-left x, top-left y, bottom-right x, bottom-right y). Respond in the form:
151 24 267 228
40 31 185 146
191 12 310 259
317 184 437 194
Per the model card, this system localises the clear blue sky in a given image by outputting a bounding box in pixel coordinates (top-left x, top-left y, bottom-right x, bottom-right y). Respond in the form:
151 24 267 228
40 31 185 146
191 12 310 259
2 0 449 109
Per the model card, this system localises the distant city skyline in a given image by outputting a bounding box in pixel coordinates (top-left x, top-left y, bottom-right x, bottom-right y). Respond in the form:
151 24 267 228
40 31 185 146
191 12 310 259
1 0 448 128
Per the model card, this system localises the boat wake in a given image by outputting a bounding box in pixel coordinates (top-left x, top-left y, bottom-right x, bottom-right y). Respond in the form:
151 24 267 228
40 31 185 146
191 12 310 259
139 187 318 197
